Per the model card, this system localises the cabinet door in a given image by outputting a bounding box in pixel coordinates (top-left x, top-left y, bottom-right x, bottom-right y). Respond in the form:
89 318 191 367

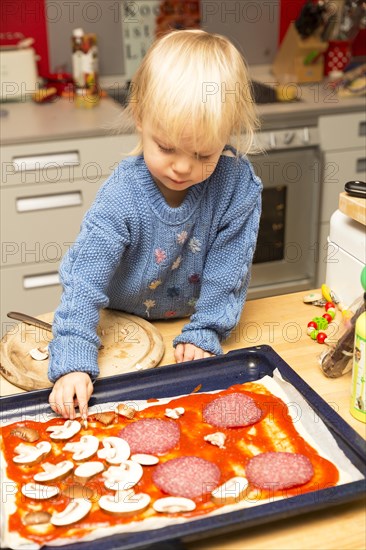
1 179 103 268
320 148 366 223
1 262 63 337
1 135 138 188
319 112 366 151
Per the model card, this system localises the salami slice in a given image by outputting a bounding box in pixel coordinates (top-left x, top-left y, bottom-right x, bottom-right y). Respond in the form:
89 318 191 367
202 392 262 428
153 456 221 499
246 452 314 490
119 419 180 455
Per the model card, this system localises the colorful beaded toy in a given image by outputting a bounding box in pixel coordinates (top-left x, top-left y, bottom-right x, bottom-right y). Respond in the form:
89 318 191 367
307 301 336 344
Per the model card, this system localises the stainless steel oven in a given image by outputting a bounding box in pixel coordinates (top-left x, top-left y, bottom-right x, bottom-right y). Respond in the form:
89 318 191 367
248 126 321 299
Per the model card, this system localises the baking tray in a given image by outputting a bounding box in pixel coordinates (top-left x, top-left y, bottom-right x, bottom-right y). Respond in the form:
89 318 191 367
1 345 365 550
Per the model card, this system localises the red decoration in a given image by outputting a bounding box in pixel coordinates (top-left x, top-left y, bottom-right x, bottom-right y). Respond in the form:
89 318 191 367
316 332 328 344
307 321 318 329
325 302 335 311
322 313 333 324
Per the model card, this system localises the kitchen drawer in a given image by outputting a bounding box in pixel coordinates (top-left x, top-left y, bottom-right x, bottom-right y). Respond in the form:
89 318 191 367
1 134 138 188
1 262 62 338
320 147 366 222
319 112 366 151
1 179 102 267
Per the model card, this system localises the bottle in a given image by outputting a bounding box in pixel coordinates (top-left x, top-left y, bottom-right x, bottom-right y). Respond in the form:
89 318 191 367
72 28 85 89
350 266 366 423
72 28 99 108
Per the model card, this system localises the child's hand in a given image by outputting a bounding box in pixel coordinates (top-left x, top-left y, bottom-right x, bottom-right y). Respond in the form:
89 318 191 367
49 372 93 421
175 343 213 363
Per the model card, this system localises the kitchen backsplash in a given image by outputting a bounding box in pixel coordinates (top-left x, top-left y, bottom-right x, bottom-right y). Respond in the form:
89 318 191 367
45 0 280 78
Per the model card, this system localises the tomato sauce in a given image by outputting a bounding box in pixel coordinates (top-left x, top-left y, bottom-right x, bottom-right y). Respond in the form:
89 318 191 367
1 382 339 545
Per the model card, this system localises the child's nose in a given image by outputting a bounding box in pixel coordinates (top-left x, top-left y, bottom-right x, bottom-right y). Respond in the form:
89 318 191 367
172 156 191 175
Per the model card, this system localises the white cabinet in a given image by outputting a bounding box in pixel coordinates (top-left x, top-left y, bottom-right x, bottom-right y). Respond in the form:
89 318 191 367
316 112 366 286
1 134 138 335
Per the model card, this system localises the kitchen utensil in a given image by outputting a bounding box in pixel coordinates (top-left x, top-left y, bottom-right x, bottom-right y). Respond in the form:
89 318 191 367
345 180 366 198
7 311 53 332
1 346 365 549
0 310 165 391
295 0 327 38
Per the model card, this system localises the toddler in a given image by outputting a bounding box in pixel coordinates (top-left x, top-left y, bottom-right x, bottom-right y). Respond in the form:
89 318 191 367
48 29 262 420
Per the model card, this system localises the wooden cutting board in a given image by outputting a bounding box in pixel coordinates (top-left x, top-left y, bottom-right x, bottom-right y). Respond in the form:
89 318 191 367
339 192 366 226
0 310 165 391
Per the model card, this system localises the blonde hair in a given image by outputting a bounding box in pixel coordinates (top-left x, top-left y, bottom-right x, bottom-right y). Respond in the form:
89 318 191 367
123 30 260 156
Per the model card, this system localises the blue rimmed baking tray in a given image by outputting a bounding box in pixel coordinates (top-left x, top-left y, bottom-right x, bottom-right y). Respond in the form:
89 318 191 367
1 345 365 550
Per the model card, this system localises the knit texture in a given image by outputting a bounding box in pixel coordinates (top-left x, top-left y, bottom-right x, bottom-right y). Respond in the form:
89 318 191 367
48 152 262 382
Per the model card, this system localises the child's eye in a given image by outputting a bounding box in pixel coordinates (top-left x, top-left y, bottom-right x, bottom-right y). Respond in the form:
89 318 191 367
158 144 175 154
196 153 211 161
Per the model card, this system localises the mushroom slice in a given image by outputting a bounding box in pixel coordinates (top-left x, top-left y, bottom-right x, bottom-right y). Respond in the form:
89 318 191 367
46 420 81 440
211 476 249 504
116 403 136 419
51 498 92 526
204 432 227 449
63 435 99 461
29 346 49 361
99 490 150 515
22 511 52 526
130 453 159 466
97 436 130 464
13 441 52 465
74 461 105 482
153 497 196 514
11 426 40 442
103 461 143 491
164 407 185 420
33 460 74 483
21 482 59 500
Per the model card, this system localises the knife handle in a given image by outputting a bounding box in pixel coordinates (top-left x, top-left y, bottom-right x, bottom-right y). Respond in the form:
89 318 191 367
345 180 366 199
7 311 53 332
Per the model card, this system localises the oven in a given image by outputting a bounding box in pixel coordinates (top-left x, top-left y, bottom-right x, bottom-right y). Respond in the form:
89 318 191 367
248 126 321 299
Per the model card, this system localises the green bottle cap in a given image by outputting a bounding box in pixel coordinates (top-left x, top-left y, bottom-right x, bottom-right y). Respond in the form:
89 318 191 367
361 266 366 293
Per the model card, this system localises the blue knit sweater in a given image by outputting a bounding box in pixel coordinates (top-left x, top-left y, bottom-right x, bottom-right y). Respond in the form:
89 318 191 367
48 151 262 382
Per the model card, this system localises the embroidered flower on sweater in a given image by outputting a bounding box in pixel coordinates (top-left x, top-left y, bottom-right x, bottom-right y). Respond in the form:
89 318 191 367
149 279 162 290
188 273 201 284
167 286 180 298
188 237 201 253
171 256 182 270
154 248 167 264
164 310 176 318
143 299 156 317
176 230 188 245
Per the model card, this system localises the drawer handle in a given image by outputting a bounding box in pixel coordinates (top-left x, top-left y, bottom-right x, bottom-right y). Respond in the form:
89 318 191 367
359 121 366 137
356 158 366 173
16 192 82 212
23 272 60 289
12 151 80 172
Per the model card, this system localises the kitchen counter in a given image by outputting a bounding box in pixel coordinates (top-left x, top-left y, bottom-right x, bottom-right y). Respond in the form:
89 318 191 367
1 291 365 550
248 64 366 130
1 64 365 146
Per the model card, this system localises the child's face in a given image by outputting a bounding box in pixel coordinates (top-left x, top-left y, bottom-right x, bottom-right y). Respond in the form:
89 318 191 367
138 118 227 204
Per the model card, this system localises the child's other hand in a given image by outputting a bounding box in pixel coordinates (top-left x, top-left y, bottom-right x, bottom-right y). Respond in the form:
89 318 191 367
175 343 213 363
49 372 93 421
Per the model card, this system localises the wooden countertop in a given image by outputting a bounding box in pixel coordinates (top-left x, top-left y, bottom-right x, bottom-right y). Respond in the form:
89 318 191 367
1 291 365 550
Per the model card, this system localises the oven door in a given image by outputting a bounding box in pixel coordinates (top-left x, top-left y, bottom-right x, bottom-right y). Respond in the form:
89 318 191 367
248 147 321 299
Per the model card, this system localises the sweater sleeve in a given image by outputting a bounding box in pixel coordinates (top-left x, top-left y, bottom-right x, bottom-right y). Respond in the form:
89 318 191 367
173 160 262 355
48 171 131 382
